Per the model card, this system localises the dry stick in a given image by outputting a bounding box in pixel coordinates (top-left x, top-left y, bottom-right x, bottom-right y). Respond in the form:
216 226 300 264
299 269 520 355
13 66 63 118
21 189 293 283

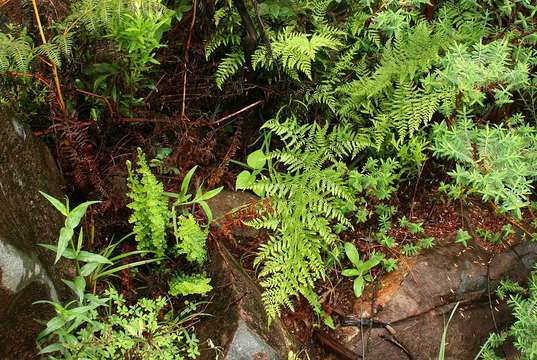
314 330 361 360
181 0 197 121
7 71 50 86
31 0 67 119
74 88 114 115
211 100 264 126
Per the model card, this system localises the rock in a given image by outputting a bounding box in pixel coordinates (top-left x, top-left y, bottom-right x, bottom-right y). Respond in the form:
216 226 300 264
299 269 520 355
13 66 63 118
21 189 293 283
196 191 297 360
332 236 537 360
0 109 71 358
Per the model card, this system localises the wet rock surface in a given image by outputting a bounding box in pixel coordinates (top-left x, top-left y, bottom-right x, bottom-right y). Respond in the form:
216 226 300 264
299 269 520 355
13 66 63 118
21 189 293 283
197 191 295 360
0 109 70 358
331 236 537 360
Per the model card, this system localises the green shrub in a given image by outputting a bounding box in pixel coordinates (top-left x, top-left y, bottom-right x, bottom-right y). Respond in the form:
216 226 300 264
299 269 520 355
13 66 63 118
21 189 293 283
477 267 537 359
433 114 537 219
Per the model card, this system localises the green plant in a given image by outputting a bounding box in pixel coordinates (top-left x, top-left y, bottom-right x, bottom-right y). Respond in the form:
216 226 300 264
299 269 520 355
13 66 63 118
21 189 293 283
381 257 398 273
237 116 372 321
126 149 222 259
438 302 460 360
375 204 397 232
376 231 397 248
341 242 381 298
418 237 435 249
39 288 202 359
402 243 420 257
173 215 207 265
150 147 180 175
455 229 472 248
477 266 537 359
37 193 199 359
1 0 177 117
433 113 537 220
496 279 526 301
476 228 503 245
40 193 160 291
169 274 213 297
127 149 169 257
398 216 424 234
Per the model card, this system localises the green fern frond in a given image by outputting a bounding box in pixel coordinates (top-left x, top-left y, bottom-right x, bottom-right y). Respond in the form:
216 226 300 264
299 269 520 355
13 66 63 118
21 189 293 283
173 214 207 265
36 43 62 68
215 50 245 89
241 116 372 321
0 30 34 72
126 149 169 257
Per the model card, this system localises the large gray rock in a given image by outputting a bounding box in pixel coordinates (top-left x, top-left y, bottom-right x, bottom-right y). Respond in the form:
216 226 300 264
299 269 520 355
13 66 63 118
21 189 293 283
197 191 297 359
0 109 70 358
331 235 537 360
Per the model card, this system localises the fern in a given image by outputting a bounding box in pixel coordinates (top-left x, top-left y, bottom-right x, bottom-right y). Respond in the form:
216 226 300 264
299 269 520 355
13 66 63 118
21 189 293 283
169 273 212 296
0 28 34 72
215 50 245 89
173 214 207 265
126 149 169 257
35 43 63 68
253 28 341 80
240 116 373 321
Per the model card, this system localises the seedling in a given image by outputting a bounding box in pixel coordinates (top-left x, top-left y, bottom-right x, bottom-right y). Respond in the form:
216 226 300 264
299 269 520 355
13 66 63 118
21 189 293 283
342 242 381 298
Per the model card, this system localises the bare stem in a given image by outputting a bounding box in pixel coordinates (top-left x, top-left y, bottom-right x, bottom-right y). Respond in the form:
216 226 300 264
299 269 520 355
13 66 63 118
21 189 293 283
31 0 67 120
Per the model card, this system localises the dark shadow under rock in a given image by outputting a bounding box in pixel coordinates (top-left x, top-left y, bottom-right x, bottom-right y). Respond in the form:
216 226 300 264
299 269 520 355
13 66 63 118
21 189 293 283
0 108 72 357
196 240 296 360
197 191 297 360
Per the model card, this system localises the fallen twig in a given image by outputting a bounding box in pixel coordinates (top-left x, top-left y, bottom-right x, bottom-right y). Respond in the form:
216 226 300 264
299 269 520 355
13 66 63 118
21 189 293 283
212 100 264 125
314 330 361 360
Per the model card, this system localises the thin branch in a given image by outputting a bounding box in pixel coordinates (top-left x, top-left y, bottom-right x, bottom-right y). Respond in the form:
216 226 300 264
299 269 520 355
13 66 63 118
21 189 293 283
211 100 264 125
181 0 197 121
7 71 50 86
31 0 67 120
74 88 114 115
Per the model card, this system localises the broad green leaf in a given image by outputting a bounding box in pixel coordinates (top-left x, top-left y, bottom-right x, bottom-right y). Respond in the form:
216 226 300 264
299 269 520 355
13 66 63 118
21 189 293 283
198 186 223 201
341 268 360 277
76 228 83 255
344 242 361 268
357 257 381 273
236 170 255 190
80 262 99 277
247 149 266 169
62 276 86 304
65 201 100 229
199 200 213 224
40 243 77 260
252 184 266 197
40 191 67 216
56 227 74 263
353 277 365 298
181 166 198 196
77 251 112 264
38 343 64 355
38 316 66 339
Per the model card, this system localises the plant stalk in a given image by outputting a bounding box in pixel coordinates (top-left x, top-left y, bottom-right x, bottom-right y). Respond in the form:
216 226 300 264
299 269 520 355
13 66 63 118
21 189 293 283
31 0 67 119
